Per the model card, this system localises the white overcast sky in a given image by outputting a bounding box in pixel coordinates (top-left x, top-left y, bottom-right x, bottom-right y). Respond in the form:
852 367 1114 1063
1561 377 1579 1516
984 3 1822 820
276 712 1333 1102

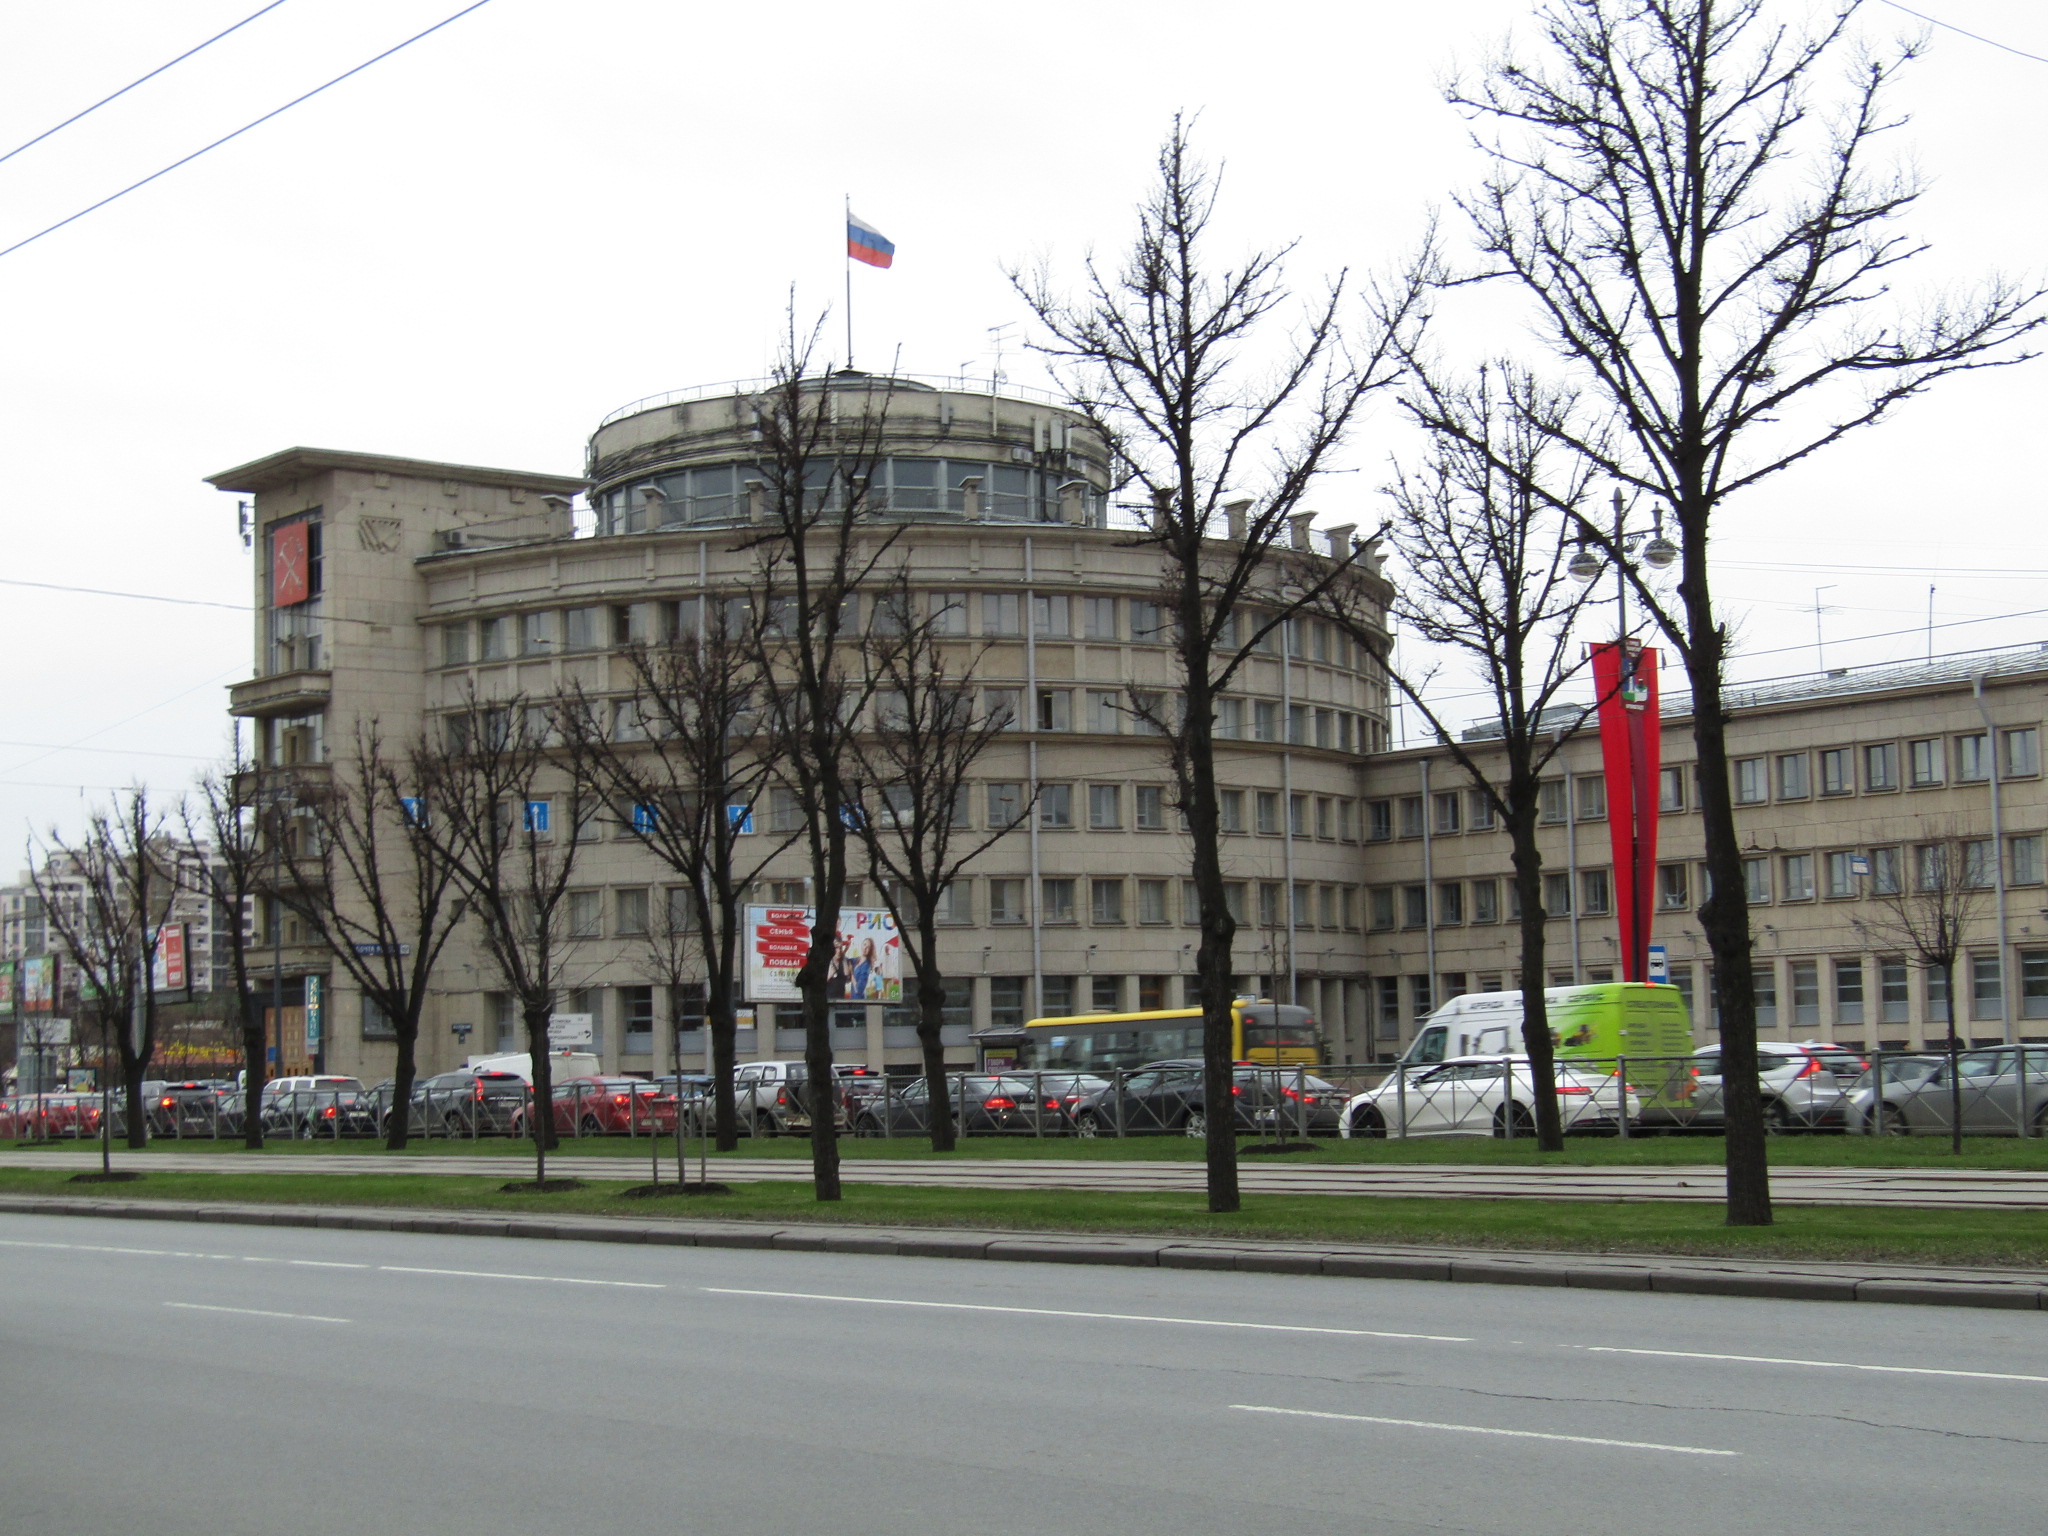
0 0 2041 851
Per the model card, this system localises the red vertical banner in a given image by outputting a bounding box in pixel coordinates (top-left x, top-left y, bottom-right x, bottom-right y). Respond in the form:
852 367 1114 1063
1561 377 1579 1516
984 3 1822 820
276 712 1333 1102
272 522 309 606
1590 640 1661 982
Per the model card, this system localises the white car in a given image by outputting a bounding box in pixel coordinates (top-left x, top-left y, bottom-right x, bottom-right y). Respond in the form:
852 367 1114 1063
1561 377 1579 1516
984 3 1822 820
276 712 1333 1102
1339 1054 1638 1138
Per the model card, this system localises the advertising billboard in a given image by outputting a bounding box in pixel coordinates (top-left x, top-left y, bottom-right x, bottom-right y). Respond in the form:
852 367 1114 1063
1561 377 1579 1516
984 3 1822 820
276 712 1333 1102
21 955 58 1012
151 924 188 994
745 906 901 1004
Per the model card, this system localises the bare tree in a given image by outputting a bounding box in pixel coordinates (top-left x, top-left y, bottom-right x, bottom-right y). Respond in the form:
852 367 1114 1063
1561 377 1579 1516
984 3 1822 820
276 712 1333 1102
1013 120 1423 1211
408 691 588 1187
271 725 470 1151
1332 365 1607 1149
34 792 176 1153
564 606 788 1154
740 317 900 1202
1429 0 2042 1223
186 745 271 1149
851 577 1025 1152
1861 828 1987 1154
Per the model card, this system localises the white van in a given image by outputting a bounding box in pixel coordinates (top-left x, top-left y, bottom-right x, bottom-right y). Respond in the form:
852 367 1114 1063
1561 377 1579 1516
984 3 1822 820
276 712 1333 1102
464 1051 600 1084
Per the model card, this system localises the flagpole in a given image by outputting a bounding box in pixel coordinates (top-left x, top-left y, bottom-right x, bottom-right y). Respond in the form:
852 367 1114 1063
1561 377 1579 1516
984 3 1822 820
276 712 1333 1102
843 193 854 370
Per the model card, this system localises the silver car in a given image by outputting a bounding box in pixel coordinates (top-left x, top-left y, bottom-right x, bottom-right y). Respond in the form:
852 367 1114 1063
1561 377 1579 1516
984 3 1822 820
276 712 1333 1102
1844 1047 2048 1137
1690 1043 1866 1132
1339 1055 1637 1138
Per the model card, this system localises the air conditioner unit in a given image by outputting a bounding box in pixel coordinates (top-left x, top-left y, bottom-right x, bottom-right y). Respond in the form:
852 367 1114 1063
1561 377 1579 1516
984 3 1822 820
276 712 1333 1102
437 530 468 552
1009 446 1033 463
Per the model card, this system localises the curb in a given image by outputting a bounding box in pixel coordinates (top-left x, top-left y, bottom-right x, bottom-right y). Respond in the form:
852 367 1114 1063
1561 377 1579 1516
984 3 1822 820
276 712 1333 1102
0 1194 2041 1311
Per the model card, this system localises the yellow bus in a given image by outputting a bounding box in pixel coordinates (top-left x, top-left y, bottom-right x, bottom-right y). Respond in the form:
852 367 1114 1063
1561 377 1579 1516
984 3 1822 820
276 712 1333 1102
1020 1000 1324 1072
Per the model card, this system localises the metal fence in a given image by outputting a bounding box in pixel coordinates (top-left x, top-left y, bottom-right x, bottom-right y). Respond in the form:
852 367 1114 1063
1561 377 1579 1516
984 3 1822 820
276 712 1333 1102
7 1047 2046 1143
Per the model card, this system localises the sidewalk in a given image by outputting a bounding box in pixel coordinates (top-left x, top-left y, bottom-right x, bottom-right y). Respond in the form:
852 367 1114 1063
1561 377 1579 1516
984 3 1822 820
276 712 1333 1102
3 1191 2041 1312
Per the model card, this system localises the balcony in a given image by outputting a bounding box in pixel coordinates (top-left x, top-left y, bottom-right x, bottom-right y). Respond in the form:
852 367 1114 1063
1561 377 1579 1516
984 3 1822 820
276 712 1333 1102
229 670 331 719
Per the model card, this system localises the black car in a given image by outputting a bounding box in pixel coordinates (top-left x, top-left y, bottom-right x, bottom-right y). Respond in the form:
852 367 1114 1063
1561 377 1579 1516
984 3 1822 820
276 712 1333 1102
852 1075 1050 1136
262 1084 379 1138
147 1081 229 1137
394 1070 530 1137
1069 1061 1343 1137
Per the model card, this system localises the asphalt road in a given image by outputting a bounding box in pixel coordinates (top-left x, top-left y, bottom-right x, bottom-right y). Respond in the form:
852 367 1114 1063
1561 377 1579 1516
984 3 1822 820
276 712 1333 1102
9 1146 2048 1207
3 1213 2044 1534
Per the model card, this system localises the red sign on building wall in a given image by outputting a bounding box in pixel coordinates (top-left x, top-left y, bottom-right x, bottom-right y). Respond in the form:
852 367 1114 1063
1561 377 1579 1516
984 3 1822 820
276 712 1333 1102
272 522 310 606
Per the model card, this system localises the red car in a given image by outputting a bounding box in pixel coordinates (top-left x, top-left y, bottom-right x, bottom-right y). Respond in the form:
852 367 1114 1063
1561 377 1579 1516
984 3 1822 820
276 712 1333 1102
529 1076 678 1137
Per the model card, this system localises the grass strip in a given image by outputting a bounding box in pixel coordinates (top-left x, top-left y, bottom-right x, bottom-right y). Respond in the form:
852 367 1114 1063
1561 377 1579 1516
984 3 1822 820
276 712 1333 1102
3 1166 2046 1269
18 1132 2048 1170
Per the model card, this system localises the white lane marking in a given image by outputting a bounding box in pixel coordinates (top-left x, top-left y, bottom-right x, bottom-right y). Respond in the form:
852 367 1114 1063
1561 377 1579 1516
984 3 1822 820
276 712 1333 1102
1580 1346 2048 1386
1231 1404 1738 1457
165 1302 349 1324
287 1260 369 1270
380 1265 664 1289
702 1288 1468 1341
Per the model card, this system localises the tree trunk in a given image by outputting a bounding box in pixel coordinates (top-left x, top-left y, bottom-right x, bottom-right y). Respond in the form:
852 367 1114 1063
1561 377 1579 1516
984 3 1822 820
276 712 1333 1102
239 1002 266 1150
122 1048 147 1151
1684 618 1772 1225
1506 800 1563 1151
385 1020 418 1152
913 941 955 1152
524 1003 557 1183
707 922 741 1151
1942 959 1962 1155
1182 670 1241 1215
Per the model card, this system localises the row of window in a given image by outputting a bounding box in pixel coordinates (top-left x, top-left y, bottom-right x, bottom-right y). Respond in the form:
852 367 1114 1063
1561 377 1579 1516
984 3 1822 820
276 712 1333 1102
592 459 1106 534
440 593 1370 668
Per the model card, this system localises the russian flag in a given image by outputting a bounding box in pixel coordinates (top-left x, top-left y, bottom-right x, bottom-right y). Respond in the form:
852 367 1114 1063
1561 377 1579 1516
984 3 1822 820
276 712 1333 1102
847 211 894 269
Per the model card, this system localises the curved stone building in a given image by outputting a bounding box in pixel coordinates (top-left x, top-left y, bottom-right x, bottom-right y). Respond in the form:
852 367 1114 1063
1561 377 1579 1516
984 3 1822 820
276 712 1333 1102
214 373 1394 1083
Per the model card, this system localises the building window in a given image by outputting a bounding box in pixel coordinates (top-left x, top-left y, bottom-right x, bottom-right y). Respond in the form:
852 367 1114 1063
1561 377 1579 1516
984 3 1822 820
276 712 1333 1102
1290 794 1309 837
1376 977 1402 1038
1781 854 1815 902
1032 594 1070 638
1217 789 1244 834
1082 596 1117 639
1908 738 1944 787
1658 766 1686 813
1580 868 1611 916
1776 753 1810 801
1401 884 1428 929
478 615 509 661
1789 960 1819 1027
615 888 649 937
2011 834 2043 886
1913 842 1948 892
1733 758 1767 805
1869 845 1901 896
988 879 1026 924
1035 689 1072 732
1472 879 1499 924
1216 697 1244 739
2023 951 2048 1020
1367 800 1392 841
1315 797 1334 839
564 606 602 652
1369 888 1396 931
1971 954 2004 1020
1954 732 1989 783
1880 957 1910 1024
442 624 470 666
1835 960 1864 1026
1085 690 1122 734
1436 883 1464 925
1253 700 1279 742
1041 878 1075 924
1962 839 1994 889
1221 882 1247 923
1818 748 1852 796
1863 741 1898 792
1575 776 1607 821
567 890 602 938
1824 851 1858 899
1409 975 1435 1020
1753 964 1777 1028
1342 886 1360 930
989 976 1027 1031
1543 871 1572 916
1137 975 1167 1011
1039 784 1073 829
982 592 1021 637
934 882 971 924
1433 792 1461 834
1399 796 1425 837
1742 857 1770 904
2004 728 2040 778
1467 790 1495 830
1658 863 1690 911
986 782 1026 828
622 987 655 1054
1539 780 1568 823
1256 792 1281 837
983 688 1021 730
1088 784 1122 829
1091 879 1124 924
1137 879 1169 924
1134 786 1167 830
361 995 397 1041
1129 600 1165 643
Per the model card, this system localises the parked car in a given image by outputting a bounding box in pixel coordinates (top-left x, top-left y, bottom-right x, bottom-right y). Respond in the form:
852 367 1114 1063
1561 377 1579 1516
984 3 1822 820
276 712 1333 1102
732 1061 857 1135
392 1070 529 1137
1690 1042 1866 1131
516 1076 678 1137
1339 1055 1638 1138
1067 1061 1343 1137
148 1082 229 1136
1844 1047 2048 1137
852 1075 1050 1136
262 1084 378 1138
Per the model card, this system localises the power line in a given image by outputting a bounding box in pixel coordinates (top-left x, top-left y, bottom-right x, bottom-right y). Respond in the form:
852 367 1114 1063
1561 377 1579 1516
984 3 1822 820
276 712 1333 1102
0 577 250 613
0 740 218 762
0 0 293 169
1876 0 2048 66
0 669 244 781
0 0 498 263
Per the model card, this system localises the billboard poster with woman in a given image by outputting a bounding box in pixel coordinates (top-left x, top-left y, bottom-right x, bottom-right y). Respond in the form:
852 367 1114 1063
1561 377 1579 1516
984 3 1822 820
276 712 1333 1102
745 906 902 1003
